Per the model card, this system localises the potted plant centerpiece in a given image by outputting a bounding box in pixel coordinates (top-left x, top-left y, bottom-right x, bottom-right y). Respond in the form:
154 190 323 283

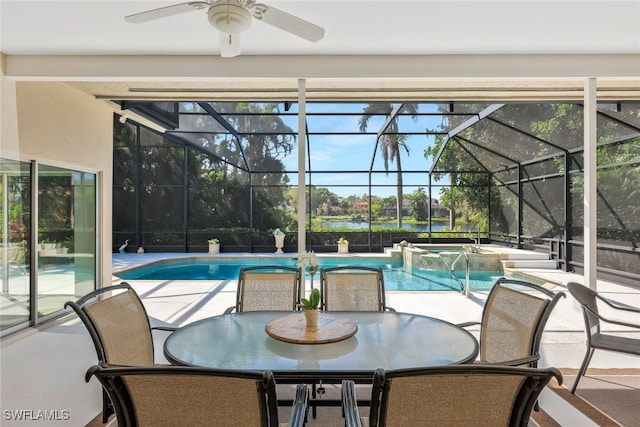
300 288 320 328
297 251 320 328
207 238 220 254
337 237 349 254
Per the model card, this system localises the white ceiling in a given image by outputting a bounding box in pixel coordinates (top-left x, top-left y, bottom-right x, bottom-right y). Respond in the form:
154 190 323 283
2 0 640 56
1 0 640 101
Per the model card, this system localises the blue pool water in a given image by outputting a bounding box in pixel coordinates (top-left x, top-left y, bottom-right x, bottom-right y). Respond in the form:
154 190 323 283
118 257 504 292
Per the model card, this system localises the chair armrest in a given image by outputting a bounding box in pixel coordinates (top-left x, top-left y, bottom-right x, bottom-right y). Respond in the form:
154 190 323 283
342 380 363 427
596 294 640 314
457 321 481 328
223 306 236 315
151 326 176 332
583 305 640 330
288 383 309 427
549 366 564 386
479 354 540 367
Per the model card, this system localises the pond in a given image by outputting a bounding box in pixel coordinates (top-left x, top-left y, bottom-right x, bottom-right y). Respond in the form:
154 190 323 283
320 221 447 232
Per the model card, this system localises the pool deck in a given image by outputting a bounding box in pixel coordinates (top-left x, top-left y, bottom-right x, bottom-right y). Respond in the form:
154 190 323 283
1 248 639 426
109 248 639 351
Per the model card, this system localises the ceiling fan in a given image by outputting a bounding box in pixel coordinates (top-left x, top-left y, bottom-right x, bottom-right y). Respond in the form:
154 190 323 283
125 0 325 58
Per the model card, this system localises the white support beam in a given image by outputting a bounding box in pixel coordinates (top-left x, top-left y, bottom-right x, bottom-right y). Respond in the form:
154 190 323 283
584 77 598 290
5 54 640 81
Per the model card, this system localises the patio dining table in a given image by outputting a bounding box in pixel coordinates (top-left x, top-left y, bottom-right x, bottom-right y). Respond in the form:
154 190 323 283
163 310 479 382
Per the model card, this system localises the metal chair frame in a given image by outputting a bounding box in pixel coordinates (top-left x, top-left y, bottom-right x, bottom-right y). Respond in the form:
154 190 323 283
567 282 640 393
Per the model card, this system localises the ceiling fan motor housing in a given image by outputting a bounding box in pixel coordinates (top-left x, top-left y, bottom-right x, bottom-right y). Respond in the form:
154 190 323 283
208 2 252 34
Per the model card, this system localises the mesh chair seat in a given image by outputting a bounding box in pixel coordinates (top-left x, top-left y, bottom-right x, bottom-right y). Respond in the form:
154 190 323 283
225 265 301 314
320 266 393 312
86 364 308 427
82 288 155 365
459 277 565 367
65 282 174 422
342 365 562 427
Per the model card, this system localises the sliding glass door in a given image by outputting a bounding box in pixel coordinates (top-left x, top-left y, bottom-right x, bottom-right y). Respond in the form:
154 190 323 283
37 165 96 319
1 159 96 335
0 159 31 331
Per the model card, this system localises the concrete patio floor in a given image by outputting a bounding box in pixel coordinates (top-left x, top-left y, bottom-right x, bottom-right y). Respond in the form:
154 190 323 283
1 250 638 426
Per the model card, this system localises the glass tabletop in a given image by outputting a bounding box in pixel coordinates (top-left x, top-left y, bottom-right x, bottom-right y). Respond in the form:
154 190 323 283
164 311 479 378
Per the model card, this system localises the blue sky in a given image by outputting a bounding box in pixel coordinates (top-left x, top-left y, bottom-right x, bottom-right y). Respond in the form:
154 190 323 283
276 103 448 199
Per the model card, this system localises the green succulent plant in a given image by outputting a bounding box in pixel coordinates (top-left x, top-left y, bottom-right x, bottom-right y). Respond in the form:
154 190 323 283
300 288 320 310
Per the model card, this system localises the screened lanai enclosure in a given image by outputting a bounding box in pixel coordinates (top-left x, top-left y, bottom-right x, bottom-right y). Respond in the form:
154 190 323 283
112 101 640 286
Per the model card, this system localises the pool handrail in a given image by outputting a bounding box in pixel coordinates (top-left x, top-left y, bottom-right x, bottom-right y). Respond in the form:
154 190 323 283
450 250 470 296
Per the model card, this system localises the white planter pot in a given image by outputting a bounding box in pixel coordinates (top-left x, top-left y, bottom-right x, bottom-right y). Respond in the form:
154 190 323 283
208 243 220 254
338 243 349 254
304 309 319 328
274 234 286 254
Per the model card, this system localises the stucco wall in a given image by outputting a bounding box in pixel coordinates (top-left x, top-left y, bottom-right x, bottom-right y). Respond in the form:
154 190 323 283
12 81 113 286
0 54 20 156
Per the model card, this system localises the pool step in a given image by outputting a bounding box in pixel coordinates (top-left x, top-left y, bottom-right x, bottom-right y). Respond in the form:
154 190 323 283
503 259 559 269
499 250 550 261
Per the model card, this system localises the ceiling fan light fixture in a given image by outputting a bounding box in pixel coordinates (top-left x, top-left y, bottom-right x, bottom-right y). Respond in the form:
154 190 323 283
208 2 251 35
125 0 325 58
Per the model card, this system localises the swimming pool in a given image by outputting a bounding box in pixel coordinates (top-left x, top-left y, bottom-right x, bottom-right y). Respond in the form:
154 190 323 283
117 256 505 292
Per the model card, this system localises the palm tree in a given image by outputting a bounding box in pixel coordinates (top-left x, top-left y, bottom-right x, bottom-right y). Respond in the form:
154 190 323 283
359 103 418 227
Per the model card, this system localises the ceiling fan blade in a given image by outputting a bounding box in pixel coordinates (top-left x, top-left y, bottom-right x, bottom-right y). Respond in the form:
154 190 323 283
125 1 210 23
250 3 324 42
220 32 242 58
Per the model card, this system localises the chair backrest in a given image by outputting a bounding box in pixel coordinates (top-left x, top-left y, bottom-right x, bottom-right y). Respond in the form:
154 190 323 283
7 242 25 262
320 266 386 311
567 282 602 336
65 283 154 366
236 265 301 312
86 365 278 427
5 241 26 272
369 365 561 427
478 277 565 365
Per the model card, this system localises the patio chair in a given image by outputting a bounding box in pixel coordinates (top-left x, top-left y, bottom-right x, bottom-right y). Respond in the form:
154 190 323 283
567 282 640 393
320 266 394 311
458 277 565 367
86 364 309 427
341 364 562 427
315 265 394 416
6 241 27 274
64 282 175 422
224 265 302 314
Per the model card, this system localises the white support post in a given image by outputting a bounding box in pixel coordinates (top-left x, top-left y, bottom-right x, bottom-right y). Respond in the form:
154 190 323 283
584 78 598 290
297 79 307 257
2 173 9 293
